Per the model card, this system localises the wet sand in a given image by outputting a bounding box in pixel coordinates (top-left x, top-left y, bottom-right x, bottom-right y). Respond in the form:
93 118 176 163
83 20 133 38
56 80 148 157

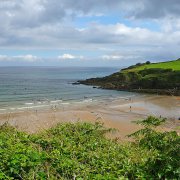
0 95 179 138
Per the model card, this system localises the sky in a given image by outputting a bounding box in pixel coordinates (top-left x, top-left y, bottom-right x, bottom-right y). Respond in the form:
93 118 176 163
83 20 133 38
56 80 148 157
0 0 180 67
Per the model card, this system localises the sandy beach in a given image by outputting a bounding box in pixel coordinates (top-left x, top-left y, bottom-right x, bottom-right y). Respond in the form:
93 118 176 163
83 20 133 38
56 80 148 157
0 94 179 138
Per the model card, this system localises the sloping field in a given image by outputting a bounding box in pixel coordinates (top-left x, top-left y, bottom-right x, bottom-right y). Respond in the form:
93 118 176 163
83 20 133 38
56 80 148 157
124 59 180 72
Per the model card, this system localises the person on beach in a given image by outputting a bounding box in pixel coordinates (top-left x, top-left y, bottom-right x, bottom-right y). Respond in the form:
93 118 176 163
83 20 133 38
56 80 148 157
130 106 132 112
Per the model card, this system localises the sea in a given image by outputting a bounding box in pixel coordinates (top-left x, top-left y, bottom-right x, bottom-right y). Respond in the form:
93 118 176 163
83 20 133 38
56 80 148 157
0 67 136 112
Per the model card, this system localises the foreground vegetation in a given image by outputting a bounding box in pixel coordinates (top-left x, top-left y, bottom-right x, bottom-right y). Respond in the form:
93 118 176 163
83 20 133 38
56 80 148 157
78 59 180 95
0 117 179 179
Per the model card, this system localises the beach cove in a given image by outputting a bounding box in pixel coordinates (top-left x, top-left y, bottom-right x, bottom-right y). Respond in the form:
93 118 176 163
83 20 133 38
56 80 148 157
0 67 179 138
0 94 179 139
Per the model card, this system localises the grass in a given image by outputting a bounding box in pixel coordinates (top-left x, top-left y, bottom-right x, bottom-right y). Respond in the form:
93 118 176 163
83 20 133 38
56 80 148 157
79 59 180 95
123 59 180 72
0 117 179 179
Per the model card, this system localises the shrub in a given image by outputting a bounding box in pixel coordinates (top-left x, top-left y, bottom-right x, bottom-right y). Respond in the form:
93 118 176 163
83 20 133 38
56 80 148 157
146 61 151 64
129 116 180 179
0 118 179 179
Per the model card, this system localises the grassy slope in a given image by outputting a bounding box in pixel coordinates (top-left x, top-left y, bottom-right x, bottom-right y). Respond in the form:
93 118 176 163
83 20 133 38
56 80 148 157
123 59 180 72
79 59 180 95
0 117 179 179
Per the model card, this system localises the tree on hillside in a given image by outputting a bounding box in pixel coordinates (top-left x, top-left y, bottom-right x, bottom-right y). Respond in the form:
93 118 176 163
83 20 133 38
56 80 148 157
146 61 151 64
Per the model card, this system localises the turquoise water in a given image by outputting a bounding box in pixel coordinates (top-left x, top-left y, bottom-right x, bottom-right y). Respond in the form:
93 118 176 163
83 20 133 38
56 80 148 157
0 67 136 111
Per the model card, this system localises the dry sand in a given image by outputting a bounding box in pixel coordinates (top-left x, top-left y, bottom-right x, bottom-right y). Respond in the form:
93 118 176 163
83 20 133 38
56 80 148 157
0 95 179 138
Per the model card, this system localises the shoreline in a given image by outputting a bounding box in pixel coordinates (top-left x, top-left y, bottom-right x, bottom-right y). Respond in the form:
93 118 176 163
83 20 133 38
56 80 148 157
0 94 136 114
77 82 180 96
0 94 179 138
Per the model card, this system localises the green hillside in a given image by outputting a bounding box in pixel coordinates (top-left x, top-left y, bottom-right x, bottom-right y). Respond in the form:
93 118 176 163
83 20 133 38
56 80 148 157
123 59 180 72
78 59 180 95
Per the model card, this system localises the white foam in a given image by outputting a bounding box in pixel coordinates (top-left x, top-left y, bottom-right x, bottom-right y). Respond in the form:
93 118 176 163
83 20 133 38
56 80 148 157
25 103 34 105
17 104 49 110
61 102 70 105
50 100 63 103
10 108 16 110
73 101 82 104
83 99 93 103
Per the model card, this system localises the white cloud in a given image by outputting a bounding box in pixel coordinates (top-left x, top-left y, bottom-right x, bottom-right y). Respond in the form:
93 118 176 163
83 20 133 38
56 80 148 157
102 55 123 60
101 53 142 61
0 0 180 66
58 54 84 60
0 54 40 62
0 0 179 31
3 22 177 49
14 54 39 62
58 54 76 59
0 55 8 61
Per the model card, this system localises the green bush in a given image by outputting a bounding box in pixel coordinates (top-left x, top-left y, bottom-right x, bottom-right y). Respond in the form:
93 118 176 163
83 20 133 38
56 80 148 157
129 116 180 179
0 117 179 179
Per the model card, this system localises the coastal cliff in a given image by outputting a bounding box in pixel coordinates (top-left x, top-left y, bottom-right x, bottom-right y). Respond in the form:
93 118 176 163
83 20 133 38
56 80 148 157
78 59 180 96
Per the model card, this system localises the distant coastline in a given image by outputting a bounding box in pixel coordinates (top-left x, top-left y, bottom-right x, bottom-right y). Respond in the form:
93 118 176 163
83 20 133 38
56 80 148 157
77 59 180 96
